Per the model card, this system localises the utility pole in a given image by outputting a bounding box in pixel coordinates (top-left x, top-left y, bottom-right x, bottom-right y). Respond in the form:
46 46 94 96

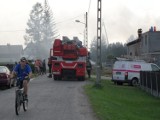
96 0 102 86
85 12 88 49
75 12 88 49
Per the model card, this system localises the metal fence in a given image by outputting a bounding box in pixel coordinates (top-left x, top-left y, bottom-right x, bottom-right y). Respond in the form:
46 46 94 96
140 71 160 97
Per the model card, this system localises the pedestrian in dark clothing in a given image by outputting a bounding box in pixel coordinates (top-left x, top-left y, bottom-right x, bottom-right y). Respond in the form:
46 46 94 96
48 57 52 78
86 59 92 78
42 59 46 74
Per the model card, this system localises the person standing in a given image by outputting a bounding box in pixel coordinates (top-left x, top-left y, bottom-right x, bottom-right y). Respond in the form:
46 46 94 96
48 57 52 78
86 59 92 78
42 59 46 74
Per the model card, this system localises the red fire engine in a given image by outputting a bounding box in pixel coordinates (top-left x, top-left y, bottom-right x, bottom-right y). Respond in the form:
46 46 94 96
50 36 88 80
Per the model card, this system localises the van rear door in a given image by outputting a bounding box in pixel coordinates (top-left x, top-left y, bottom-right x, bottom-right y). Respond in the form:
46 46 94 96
112 61 127 81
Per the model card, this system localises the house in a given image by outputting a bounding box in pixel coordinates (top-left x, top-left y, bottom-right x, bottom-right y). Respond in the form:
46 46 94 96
127 29 160 66
23 42 36 60
0 44 23 65
127 38 141 57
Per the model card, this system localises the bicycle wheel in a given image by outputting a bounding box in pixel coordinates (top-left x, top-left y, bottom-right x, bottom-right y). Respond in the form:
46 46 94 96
15 91 21 115
23 98 28 111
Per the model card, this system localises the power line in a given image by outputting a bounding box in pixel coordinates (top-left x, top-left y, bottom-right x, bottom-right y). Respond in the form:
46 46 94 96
0 14 84 33
88 0 92 15
0 30 25 33
102 20 109 46
55 14 84 24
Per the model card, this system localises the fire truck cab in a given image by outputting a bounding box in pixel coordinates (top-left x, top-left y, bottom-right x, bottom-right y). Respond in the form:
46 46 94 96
50 36 88 81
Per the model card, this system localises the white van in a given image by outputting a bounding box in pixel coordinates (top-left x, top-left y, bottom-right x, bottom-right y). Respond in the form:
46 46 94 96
112 60 160 85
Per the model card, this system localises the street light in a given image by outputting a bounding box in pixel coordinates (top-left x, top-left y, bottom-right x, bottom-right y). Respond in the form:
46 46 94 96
75 12 88 49
75 20 86 46
75 20 85 25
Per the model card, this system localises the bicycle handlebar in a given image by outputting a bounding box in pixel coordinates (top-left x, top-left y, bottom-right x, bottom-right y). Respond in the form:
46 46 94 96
16 76 30 81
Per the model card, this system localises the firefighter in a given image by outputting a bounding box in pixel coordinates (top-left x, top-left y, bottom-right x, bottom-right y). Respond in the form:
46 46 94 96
86 59 92 78
42 59 46 74
48 57 52 78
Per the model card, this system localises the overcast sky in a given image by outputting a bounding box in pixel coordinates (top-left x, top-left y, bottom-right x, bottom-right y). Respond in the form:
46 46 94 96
0 0 160 48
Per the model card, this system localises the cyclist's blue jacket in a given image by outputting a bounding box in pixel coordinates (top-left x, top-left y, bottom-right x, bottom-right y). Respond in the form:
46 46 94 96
13 64 32 81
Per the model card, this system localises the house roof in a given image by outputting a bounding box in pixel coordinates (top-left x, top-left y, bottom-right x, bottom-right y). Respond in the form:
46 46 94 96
0 44 23 54
0 44 23 64
127 31 160 46
126 38 141 46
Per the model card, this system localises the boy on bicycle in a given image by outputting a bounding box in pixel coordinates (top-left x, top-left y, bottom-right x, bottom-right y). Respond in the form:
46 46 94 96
11 57 32 100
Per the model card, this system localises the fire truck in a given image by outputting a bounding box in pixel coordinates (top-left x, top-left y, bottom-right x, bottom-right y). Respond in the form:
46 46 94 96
50 36 88 80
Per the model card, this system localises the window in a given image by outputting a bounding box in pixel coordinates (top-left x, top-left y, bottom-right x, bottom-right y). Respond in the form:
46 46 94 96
151 64 160 71
0 67 7 72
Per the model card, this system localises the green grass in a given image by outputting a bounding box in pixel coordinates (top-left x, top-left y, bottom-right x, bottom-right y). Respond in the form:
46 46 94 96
84 79 160 120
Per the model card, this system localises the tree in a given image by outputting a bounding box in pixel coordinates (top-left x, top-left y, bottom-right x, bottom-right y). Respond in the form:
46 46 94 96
25 3 44 44
90 36 127 64
90 36 97 62
24 3 44 59
24 1 58 59
90 35 108 63
106 42 127 58
42 0 58 48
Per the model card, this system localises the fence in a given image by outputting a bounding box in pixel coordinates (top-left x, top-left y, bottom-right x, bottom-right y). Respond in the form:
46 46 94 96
140 71 160 97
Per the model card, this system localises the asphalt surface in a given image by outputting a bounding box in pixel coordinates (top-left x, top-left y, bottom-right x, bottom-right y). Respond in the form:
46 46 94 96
0 75 98 120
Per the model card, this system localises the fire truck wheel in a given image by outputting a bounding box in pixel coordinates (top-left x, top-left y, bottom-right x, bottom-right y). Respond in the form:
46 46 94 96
54 75 62 80
77 77 85 81
54 75 58 80
58 76 62 80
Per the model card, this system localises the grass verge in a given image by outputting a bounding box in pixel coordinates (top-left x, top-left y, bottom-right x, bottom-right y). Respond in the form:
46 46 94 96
84 79 160 120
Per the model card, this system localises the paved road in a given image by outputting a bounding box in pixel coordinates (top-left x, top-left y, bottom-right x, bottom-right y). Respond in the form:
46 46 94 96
0 75 97 120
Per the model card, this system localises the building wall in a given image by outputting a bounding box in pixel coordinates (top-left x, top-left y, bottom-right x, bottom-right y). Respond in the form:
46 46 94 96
141 31 160 54
148 32 160 52
127 31 160 66
127 42 141 57
141 32 149 54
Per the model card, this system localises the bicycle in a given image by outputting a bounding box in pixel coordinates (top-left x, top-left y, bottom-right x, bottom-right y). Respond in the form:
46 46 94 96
15 78 28 115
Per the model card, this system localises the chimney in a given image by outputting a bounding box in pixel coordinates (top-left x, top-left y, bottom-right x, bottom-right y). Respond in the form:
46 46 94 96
137 28 142 38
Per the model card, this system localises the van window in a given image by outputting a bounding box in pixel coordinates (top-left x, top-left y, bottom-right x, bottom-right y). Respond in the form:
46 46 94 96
151 64 160 71
113 62 127 70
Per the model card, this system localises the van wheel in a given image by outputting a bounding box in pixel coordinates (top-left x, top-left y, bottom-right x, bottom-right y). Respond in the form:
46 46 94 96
117 82 123 85
131 78 138 86
113 81 117 84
